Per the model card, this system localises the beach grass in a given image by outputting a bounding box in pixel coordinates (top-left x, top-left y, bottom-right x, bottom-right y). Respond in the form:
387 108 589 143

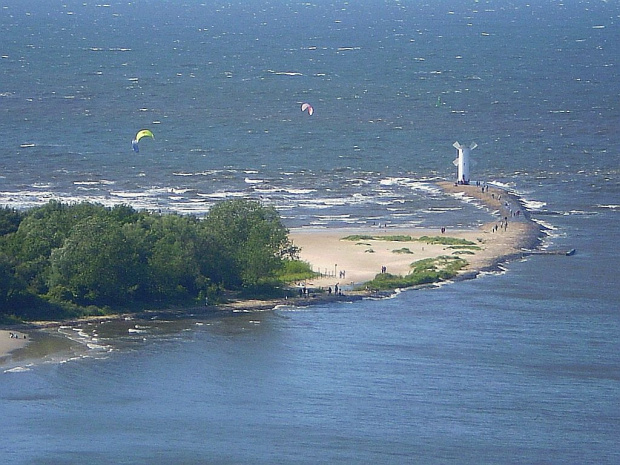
392 248 414 254
343 234 414 242
343 234 477 247
417 236 477 246
361 256 469 290
277 260 318 282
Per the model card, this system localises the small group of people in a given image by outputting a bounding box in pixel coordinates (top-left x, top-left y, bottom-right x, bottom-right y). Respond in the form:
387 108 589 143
380 265 388 274
9 332 26 339
492 216 510 233
504 202 521 218
328 284 341 295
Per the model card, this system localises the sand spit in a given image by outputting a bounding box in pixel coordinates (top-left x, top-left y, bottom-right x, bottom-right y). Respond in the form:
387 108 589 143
1 182 547 361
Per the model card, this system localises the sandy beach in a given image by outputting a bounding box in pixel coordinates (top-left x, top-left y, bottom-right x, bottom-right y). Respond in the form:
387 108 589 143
290 182 542 290
0 182 544 361
0 330 30 361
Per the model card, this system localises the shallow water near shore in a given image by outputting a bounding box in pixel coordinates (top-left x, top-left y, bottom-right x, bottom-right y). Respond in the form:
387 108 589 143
2 212 619 463
1 1 619 463
2 258 618 464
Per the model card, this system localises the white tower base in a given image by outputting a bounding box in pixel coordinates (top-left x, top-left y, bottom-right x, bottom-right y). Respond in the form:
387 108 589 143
452 141 477 184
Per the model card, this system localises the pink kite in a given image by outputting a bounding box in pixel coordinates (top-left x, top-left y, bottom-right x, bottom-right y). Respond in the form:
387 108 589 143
301 102 314 116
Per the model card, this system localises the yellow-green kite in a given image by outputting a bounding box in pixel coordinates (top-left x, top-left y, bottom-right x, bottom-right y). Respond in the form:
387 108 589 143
132 129 154 152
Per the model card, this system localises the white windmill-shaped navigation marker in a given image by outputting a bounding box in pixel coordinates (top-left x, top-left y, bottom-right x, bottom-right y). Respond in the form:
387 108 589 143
452 141 477 185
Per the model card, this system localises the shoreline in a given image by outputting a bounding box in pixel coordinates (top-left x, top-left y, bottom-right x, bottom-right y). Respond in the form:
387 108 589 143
1 181 546 362
290 181 543 290
0 330 30 364
438 181 544 269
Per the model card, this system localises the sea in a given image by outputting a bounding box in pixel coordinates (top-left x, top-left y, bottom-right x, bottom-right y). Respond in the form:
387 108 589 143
1 1 619 463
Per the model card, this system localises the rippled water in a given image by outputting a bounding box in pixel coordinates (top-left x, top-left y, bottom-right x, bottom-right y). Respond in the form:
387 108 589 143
1 1 619 463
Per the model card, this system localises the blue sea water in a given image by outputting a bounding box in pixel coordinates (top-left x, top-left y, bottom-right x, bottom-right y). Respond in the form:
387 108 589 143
1 1 619 463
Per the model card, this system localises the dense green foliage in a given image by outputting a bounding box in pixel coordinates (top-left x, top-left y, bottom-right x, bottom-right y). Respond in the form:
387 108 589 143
362 256 468 290
0 199 298 321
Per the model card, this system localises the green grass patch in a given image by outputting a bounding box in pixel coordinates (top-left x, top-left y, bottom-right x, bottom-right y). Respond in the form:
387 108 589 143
378 235 415 242
342 234 414 242
446 245 481 250
392 248 413 254
343 234 477 247
342 235 375 241
417 236 476 246
361 256 468 291
277 259 318 282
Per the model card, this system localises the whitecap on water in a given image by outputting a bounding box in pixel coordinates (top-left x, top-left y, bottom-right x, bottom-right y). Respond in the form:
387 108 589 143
521 199 547 211
4 365 33 373
285 188 316 195
198 191 245 199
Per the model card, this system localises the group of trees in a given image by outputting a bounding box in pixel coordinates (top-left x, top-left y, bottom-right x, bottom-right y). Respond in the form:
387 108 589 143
0 199 301 320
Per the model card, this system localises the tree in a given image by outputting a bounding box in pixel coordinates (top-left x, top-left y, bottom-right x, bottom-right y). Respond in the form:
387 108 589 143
0 253 18 308
5 201 111 292
147 214 202 298
204 199 294 287
47 216 146 305
0 206 22 236
0 198 297 318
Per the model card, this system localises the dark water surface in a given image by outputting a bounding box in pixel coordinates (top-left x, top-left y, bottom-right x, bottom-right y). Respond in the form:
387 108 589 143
1 1 619 463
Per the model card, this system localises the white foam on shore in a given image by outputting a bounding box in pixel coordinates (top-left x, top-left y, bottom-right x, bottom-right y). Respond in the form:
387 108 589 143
4 365 33 373
57 326 114 355
534 218 558 231
409 182 444 195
